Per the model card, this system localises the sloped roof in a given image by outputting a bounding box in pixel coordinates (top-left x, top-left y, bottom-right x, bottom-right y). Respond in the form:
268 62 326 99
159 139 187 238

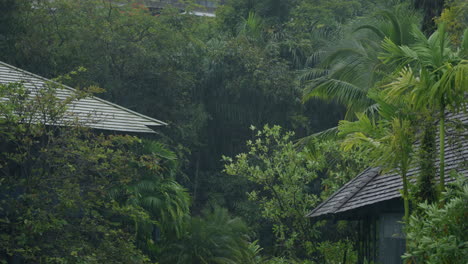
308 111 468 218
0 61 166 133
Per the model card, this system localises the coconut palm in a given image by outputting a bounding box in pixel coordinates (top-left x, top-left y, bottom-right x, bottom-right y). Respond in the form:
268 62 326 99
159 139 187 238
380 24 468 192
301 7 422 118
296 7 421 147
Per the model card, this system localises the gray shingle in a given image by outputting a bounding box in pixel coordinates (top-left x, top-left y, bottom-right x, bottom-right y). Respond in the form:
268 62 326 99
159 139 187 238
0 61 166 133
307 167 381 217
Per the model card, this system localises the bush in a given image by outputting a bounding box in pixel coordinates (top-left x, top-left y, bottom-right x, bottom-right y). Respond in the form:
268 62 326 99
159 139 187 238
317 240 357 264
403 175 468 264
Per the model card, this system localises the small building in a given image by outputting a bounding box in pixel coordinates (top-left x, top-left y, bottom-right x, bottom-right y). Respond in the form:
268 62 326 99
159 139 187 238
307 111 468 263
0 61 166 134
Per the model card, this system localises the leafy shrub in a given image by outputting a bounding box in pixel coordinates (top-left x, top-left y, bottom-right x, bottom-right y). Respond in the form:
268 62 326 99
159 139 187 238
404 175 468 264
0 82 155 263
159 206 256 264
224 125 322 257
317 240 357 264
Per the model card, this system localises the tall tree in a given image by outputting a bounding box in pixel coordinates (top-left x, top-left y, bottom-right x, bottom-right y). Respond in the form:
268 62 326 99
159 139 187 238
339 90 416 222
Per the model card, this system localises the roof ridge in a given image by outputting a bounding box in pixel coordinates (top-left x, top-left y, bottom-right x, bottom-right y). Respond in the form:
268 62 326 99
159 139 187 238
306 167 379 217
0 61 167 126
332 167 380 213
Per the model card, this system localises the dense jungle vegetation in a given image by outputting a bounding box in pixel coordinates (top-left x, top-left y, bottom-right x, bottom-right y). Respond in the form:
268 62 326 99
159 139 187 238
0 0 467 263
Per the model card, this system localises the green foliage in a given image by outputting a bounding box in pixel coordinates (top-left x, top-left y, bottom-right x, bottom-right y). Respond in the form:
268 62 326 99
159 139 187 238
301 5 422 117
403 175 468 264
316 240 358 264
0 0 367 222
193 25 306 210
223 125 367 259
117 172 191 259
0 82 154 263
159 206 256 264
2 0 466 262
0 0 209 149
380 25 468 113
224 125 321 257
216 0 295 30
339 112 415 174
314 139 369 199
238 12 265 42
261 257 315 264
0 79 260 263
414 118 438 204
380 23 468 193
288 0 374 35
413 0 445 33
338 89 417 222
437 0 468 45
201 32 299 150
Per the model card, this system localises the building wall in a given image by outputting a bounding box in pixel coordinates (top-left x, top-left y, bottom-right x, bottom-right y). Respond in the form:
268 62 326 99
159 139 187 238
378 213 405 264
344 199 405 264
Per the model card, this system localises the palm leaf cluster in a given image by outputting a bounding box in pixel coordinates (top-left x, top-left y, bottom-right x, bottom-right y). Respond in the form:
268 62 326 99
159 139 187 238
338 88 417 222
160 207 257 264
109 140 191 258
301 6 422 118
335 20 468 224
380 23 468 192
317 7 468 225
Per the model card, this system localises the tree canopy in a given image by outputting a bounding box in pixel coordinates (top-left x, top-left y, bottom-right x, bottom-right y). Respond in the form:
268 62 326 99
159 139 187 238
0 0 466 263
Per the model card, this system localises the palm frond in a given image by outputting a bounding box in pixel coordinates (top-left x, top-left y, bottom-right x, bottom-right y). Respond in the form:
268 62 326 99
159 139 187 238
354 25 386 39
461 28 468 58
142 139 177 160
295 126 339 150
297 68 329 83
305 50 326 67
377 10 402 45
321 48 365 67
338 113 377 137
434 60 468 111
303 78 369 108
381 66 417 103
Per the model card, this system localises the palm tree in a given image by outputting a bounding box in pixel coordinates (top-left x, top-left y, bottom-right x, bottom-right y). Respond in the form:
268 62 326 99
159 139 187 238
380 24 468 193
301 7 421 118
296 7 421 147
339 90 416 222
109 140 191 259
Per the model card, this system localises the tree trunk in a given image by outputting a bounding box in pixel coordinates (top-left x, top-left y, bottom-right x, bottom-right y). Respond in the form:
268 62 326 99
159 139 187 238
193 153 200 203
402 170 410 223
402 168 410 258
439 111 445 193
416 118 437 203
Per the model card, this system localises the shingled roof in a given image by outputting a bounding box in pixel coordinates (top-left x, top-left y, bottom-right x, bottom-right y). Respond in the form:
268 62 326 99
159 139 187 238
0 61 166 133
308 111 468 218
